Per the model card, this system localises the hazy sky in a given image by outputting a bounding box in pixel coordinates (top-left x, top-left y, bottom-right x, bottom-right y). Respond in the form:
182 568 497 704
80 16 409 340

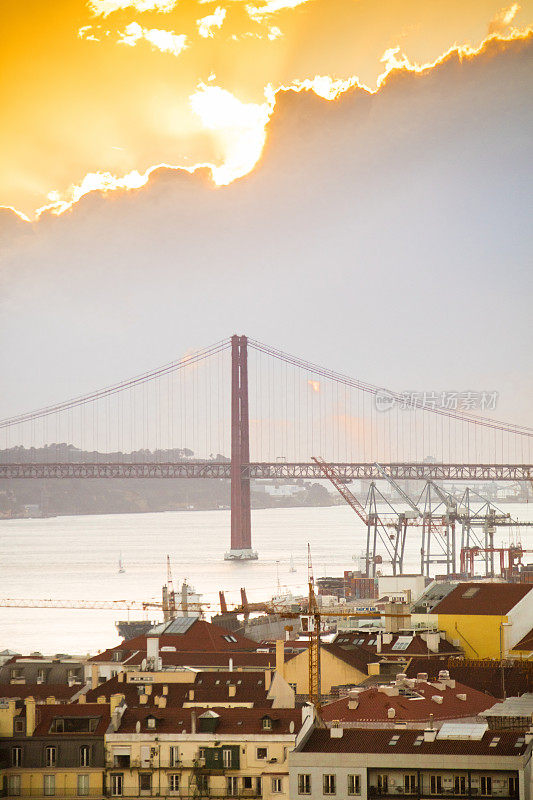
1 2 532 432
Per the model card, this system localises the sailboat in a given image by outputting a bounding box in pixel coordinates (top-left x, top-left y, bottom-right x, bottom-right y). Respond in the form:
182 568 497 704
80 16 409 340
289 553 296 573
118 553 125 574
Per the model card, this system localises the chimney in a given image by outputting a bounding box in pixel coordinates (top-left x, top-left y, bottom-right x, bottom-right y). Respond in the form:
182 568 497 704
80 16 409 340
158 696 167 709
147 637 159 664
376 632 382 654
162 685 168 696
264 670 272 691
25 697 36 736
188 689 195 701
330 725 343 738
110 694 124 715
387 707 396 719
228 685 236 698
97 696 106 704
135 720 141 734
229 658 233 672
417 673 428 682
275 640 285 679
145 685 152 696
91 664 99 690
78 694 86 704
46 697 55 704
424 728 437 742
118 671 125 683
139 694 148 705
191 710 197 735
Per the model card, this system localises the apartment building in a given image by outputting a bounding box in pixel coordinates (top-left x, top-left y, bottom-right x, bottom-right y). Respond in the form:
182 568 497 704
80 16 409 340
105 704 305 800
289 725 533 800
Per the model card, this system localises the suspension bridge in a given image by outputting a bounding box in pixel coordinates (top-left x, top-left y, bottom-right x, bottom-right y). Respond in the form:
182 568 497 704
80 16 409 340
1 335 532 564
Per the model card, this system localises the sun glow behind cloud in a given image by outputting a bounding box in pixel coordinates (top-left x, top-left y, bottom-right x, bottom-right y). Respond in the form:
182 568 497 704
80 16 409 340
2 0 532 221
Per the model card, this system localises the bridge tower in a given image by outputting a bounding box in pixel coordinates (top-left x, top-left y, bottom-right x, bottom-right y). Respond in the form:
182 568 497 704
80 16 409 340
225 335 258 560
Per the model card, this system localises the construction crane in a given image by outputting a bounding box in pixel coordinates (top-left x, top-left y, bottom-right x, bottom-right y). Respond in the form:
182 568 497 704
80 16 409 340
270 544 411 709
0 597 207 613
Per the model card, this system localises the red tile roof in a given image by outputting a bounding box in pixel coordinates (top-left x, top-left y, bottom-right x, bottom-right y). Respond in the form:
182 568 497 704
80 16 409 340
0 684 81 701
33 703 110 737
432 583 532 616
299 727 530 756
321 679 497 723
512 627 533 651
89 620 258 663
333 631 461 657
85 671 274 707
116 705 302 735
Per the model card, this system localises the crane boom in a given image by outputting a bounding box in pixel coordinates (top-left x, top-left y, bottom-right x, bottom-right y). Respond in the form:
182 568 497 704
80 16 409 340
311 456 369 524
0 598 206 611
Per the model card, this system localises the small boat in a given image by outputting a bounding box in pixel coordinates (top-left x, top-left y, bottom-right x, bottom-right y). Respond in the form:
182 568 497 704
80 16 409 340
118 553 125 574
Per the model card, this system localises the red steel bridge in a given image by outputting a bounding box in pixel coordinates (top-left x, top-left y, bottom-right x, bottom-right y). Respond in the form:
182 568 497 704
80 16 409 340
1 335 532 560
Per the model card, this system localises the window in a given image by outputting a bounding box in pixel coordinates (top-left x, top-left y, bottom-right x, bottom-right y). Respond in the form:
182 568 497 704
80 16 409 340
38 669 46 682
198 748 206 760
44 775 56 797
227 777 239 796
454 777 467 795
430 776 443 795
323 774 336 795
404 775 417 794
348 775 361 795
113 755 130 769
45 747 57 768
377 775 388 794
11 746 22 767
139 773 152 794
169 775 180 794
8 776 21 797
169 746 180 767
262 716 272 731
111 774 123 797
14 718 25 734
10 668 22 679
113 651 122 662
509 777 518 796
256 747 268 760
80 746 91 767
298 775 311 795
68 669 78 681
272 778 282 794
197 775 209 794
480 777 492 796
243 777 254 791
223 748 233 768
77 775 89 797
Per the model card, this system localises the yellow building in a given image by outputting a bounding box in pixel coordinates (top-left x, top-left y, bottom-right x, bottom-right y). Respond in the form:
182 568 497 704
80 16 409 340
105 702 304 800
0 697 109 799
433 583 533 660
278 640 377 695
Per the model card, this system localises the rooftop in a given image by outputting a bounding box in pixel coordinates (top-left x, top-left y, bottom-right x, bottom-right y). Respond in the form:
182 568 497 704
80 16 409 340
321 676 497 724
298 727 531 756
115 705 302 735
432 583 532 616
33 703 110 737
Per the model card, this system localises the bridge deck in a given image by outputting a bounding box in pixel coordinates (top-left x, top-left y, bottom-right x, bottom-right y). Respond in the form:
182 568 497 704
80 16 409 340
0 462 530 481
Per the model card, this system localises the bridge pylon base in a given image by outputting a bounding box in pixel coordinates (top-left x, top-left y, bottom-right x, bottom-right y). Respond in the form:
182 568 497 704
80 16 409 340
224 548 259 561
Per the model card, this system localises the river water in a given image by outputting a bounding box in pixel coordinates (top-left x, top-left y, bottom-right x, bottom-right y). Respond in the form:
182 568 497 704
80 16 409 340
1 504 532 655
